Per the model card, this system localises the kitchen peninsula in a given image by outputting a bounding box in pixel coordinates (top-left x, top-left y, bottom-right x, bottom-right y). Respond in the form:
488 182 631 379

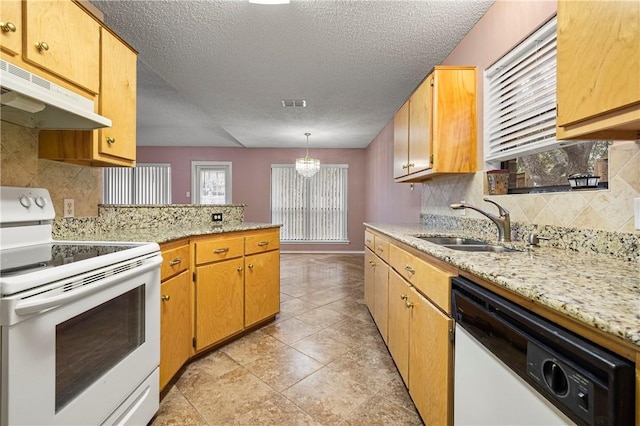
54 204 281 391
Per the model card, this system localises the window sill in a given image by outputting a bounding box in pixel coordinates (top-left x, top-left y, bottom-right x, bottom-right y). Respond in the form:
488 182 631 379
505 182 609 195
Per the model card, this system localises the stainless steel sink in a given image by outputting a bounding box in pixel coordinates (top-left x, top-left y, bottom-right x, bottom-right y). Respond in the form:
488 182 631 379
442 244 519 253
418 236 487 245
417 236 520 253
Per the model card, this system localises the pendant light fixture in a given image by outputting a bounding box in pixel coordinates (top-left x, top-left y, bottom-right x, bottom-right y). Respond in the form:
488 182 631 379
295 132 320 178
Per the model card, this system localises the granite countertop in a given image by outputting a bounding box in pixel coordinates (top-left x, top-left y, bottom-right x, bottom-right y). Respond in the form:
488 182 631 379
59 222 280 244
365 223 640 350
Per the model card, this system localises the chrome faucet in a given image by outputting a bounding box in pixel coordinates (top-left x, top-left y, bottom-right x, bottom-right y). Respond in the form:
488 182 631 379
450 199 511 242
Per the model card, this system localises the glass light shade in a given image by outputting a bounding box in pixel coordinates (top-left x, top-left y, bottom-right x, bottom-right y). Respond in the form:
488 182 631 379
295 156 320 178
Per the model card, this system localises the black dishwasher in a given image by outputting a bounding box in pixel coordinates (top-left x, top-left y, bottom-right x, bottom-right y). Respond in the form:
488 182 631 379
451 276 635 426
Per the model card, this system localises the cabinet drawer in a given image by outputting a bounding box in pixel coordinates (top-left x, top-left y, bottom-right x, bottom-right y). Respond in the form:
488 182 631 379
389 244 453 314
364 230 375 250
195 236 244 265
161 244 189 281
373 234 390 263
245 230 280 255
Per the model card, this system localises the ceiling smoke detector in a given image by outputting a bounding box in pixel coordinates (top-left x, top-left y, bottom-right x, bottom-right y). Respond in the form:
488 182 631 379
282 99 306 108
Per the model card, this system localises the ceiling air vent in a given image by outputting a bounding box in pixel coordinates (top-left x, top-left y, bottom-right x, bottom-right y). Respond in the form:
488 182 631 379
282 99 306 108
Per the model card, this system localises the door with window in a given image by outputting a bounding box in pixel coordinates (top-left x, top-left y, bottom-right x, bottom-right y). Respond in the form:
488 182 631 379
192 161 232 204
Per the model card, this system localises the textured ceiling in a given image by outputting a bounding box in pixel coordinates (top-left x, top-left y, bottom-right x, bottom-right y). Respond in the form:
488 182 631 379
92 0 494 148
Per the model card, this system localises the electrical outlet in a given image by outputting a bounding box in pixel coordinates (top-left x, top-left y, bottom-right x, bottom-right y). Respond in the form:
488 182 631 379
64 199 74 218
212 213 223 222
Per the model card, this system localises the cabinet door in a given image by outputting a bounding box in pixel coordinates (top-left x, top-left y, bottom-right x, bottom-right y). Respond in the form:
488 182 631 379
557 0 640 128
393 101 410 178
24 0 100 93
160 271 191 390
409 287 453 426
373 259 389 344
408 76 433 174
364 248 375 313
244 250 280 327
0 0 21 55
99 29 137 162
387 270 411 386
195 257 244 350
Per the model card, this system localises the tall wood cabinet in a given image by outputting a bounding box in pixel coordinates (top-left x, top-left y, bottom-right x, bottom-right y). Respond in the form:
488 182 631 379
556 0 640 140
394 66 477 183
159 241 191 390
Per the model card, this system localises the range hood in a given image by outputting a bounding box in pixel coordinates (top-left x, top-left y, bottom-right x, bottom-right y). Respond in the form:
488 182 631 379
0 59 111 130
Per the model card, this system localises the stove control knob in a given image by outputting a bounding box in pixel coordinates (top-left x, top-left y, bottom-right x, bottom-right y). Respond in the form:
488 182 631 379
35 196 47 208
19 195 33 209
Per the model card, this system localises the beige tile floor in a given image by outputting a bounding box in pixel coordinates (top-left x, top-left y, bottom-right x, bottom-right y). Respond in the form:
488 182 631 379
151 253 423 425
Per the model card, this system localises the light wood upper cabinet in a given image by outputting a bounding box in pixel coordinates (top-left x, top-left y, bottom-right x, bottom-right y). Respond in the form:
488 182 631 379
556 0 640 140
98 28 137 162
394 66 477 182
0 0 21 56
38 27 138 167
24 0 100 94
393 101 410 178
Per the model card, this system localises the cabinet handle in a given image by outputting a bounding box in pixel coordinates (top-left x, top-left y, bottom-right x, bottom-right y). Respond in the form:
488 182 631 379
237 266 243 272
35 41 49 52
406 300 414 309
404 265 415 275
376 246 384 252
106 137 116 145
407 163 415 168
366 239 372 244
161 295 170 301
402 164 409 170
401 294 407 300
248 263 254 270
169 258 182 266
214 248 229 254
257 241 269 247
0 22 16 33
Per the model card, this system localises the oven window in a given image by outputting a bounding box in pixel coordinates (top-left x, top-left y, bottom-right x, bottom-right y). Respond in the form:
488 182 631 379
55 286 145 412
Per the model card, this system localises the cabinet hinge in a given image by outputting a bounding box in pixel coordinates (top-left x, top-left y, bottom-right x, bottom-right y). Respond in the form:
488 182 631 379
192 337 197 348
430 78 434 87
430 154 434 165
449 327 455 343
192 271 196 282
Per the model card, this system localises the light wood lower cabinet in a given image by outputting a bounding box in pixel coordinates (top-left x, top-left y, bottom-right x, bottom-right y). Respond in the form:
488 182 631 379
195 257 245 350
364 235 390 344
159 228 280 391
364 249 376 311
388 269 411 385
159 270 191 390
408 286 454 426
245 250 280 327
159 241 191 390
367 228 455 425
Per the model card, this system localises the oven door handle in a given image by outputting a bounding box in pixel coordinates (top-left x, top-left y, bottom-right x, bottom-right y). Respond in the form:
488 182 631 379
14 256 162 317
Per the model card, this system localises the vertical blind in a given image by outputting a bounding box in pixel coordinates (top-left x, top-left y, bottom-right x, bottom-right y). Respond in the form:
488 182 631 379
103 163 171 204
271 165 348 242
485 17 565 162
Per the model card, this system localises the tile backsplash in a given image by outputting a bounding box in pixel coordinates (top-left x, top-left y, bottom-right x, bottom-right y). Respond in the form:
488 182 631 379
0 122 102 217
421 141 640 234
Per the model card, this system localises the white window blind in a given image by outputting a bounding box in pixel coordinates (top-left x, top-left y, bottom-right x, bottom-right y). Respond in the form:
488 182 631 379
271 165 348 243
485 17 569 162
103 163 171 204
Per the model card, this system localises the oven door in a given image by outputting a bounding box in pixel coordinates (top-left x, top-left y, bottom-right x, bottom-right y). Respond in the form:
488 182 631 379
0 254 162 426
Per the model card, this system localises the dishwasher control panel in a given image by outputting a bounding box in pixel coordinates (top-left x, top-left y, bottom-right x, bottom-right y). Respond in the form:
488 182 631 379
527 342 594 425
